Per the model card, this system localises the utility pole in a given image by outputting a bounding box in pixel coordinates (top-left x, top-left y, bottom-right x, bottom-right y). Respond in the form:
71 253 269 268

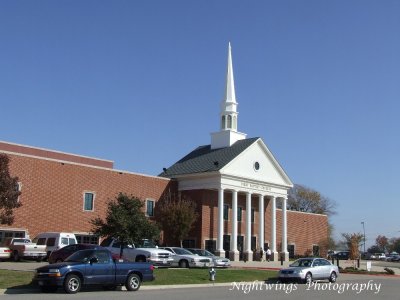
361 221 366 255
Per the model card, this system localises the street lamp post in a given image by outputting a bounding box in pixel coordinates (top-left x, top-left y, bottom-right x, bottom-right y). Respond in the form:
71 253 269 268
361 221 366 256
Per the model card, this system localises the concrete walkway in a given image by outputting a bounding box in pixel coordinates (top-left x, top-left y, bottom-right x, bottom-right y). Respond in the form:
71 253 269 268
230 259 400 275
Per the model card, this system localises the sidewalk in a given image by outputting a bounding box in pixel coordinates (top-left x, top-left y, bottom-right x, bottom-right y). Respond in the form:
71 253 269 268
230 259 400 275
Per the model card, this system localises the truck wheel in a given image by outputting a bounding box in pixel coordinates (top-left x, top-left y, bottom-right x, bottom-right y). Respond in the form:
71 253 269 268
179 260 189 268
125 273 141 291
64 274 81 294
13 251 20 262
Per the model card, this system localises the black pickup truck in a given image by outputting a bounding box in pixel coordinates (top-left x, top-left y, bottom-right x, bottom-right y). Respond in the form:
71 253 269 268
33 249 154 293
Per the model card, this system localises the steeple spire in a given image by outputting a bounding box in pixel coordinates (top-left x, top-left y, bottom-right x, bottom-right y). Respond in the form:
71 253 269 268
223 42 237 106
220 42 238 131
211 43 247 149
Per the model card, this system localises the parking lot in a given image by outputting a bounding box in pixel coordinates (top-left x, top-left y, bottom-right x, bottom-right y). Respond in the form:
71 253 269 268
1 258 400 274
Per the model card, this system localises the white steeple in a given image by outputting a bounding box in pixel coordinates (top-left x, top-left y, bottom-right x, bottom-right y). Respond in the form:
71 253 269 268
221 42 238 131
211 43 247 149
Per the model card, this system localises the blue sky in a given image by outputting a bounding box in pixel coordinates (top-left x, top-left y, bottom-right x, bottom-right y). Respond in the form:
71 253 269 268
1 1 399 247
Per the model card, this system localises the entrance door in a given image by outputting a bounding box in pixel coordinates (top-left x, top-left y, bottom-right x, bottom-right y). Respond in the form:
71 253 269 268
223 235 230 258
237 236 244 260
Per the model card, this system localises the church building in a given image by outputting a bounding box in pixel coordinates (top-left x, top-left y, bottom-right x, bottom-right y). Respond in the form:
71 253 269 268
0 44 328 261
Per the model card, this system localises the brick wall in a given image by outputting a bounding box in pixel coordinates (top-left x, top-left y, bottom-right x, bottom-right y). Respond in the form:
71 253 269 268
1 146 328 257
2 152 175 239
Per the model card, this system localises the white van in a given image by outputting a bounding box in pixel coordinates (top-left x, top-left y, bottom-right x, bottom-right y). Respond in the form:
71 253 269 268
33 232 77 257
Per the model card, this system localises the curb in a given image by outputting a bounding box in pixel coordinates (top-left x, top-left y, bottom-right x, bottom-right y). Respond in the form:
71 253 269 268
0 282 233 295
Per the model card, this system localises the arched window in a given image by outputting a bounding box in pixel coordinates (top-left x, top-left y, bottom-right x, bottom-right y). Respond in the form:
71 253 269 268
221 116 226 130
227 115 232 129
233 115 237 130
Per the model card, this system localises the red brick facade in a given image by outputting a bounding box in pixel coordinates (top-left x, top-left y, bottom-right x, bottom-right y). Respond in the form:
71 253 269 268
0 142 328 257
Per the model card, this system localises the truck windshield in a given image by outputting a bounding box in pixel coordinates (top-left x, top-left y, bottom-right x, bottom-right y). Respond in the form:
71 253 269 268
65 250 94 262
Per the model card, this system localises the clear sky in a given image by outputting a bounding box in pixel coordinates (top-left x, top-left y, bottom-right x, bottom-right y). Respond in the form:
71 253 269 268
1 0 399 247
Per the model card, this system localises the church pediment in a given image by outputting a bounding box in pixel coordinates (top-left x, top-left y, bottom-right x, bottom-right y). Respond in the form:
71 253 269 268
220 138 293 188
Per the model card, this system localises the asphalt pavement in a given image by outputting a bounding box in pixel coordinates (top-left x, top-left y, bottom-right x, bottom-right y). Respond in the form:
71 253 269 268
0 258 399 296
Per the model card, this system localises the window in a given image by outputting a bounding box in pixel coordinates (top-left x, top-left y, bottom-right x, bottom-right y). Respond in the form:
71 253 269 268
36 238 46 245
205 240 216 254
182 239 195 248
251 236 257 251
237 207 243 222
227 115 232 128
46 238 56 247
313 245 320 257
223 204 229 220
15 182 22 202
251 208 255 223
288 244 295 259
84 192 94 211
76 235 99 245
146 199 155 217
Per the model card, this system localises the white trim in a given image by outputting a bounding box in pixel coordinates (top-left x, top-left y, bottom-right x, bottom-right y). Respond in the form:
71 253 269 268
276 208 328 217
0 150 170 181
0 140 113 163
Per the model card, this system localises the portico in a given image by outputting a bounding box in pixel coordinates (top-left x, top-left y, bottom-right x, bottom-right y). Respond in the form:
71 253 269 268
214 182 290 262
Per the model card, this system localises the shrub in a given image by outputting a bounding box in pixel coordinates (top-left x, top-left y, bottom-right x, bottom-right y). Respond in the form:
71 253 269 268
384 268 395 275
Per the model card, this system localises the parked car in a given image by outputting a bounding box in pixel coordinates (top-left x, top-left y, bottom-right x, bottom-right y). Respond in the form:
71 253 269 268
160 247 212 268
332 251 350 260
327 250 337 259
386 253 400 262
278 257 339 284
369 253 387 260
100 237 173 267
48 243 112 264
33 249 154 294
185 248 231 268
32 232 77 258
2 238 46 262
0 246 12 261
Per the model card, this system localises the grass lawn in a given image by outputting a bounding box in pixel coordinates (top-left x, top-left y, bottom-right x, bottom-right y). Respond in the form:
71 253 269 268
147 268 277 285
0 268 277 290
0 270 35 289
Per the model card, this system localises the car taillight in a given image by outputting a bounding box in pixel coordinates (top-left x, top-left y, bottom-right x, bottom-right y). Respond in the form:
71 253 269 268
150 265 155 271
5 249 12 253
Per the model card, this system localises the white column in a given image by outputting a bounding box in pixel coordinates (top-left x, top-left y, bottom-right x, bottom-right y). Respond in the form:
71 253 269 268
216 188 224 256
245 192 253 261
230 190 239 261
258 194 264 252
270 196 278 261
281 197 289 261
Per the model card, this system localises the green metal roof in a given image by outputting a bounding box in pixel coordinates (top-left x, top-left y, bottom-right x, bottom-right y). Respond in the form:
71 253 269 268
159 137 259 178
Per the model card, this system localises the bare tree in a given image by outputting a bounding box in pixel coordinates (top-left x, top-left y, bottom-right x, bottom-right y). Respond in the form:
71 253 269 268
155 191 198 247
342 232 363 267
287 184 337 216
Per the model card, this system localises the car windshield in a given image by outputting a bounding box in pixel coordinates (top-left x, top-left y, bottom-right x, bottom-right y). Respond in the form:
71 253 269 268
290 259 313 267
191 249 213 257
173 248 193 255
64 250 93 262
